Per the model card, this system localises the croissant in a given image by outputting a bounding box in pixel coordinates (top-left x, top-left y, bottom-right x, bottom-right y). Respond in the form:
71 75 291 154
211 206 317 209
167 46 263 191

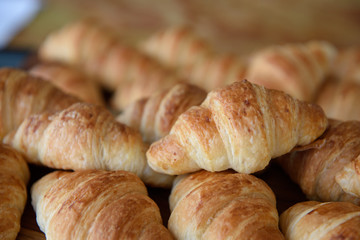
0 144 30 240
316 80 360 121
247 41 337 101
4 102 173 188
31 170 173 239
0 68 79 140
140 26 247 91
111 68 181 110
117 83 207 143
29 62 104 105
39 19 181 99
332 46 360 83
147 80 328 175
280 201 360 240
277 120 360 205
169 170 284 240
140 26 213 70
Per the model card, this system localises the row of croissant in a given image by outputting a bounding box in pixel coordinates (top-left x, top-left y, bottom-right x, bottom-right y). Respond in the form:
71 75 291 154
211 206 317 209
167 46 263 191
0 18 360 239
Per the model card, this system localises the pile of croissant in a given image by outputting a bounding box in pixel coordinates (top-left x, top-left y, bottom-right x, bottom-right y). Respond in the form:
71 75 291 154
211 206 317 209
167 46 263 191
1 19 360 240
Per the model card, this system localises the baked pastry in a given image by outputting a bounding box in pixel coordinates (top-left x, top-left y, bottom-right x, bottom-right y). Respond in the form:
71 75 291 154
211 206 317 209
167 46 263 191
117 82 207 143
0 144 30 240
29 62 104 105
277 120 360 204
247 41 337 101
111 68 181 110
0 68 79 140
147 80 328 175
140 26 213 70
332 46 360 83
316 80 360 121
140 26 247 91
4 102 173 188
280 201 360 240
31 170 173 240
169 170 284 240
39 19 181 97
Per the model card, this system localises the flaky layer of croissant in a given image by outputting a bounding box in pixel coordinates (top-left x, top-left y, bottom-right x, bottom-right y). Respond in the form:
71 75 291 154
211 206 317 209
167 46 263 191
169 170 284 240
147 80 328 175
316 80 360 121
0 144 30 240
30 62 104 105
31 170 173 240
39 19 183 109
117 83 207 143
4 102 173 188
0 68 79 140
247 41 337 101
140 26 247 91
280 201 360 240
277 120 360 205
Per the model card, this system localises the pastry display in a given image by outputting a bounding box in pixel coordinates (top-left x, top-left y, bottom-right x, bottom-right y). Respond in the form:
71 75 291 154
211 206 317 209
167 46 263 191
3 6 360 237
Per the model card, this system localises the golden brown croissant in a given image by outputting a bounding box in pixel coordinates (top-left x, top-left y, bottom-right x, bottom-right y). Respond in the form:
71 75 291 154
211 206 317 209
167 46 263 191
277 120 360 205
117 82 207 143
247 41 337 101
31 170 173 240
140 26 247 91
39 19 182 99
29 62 104 105
280 201 360 240
140 26 213 70
147 80 328 175
0 144 30 240
0 68 79 140
332 46 360 83
316 80 360 121
169 170 284 240
4 102 173 188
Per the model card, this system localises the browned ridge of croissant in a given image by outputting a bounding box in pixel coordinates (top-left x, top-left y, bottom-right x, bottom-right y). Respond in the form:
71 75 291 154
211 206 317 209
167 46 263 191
169 170 284 240
31 170 174 240
280 201 360 240
0 68 80 140
140 26 247 91
117 82 207 143
277 120 360 205
0 144 30 240
4 102 173 188
247 41 337 101
29 62 104 106
147 80 328 175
